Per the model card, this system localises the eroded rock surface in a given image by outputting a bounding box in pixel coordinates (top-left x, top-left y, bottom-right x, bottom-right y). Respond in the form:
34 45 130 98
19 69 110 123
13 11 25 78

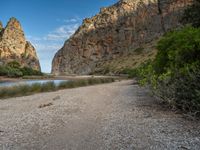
52 0 192 75
0 17 41 71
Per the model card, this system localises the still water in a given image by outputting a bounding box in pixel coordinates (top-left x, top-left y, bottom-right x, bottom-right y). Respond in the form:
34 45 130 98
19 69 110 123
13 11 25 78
0 80 68 87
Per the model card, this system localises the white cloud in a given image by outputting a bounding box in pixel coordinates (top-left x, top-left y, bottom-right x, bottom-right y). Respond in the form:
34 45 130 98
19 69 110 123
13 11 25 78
56 16 80 23
44 24 79 41
32 43 62 52
27 17 81 72
63 16 80 23
26 35 42 41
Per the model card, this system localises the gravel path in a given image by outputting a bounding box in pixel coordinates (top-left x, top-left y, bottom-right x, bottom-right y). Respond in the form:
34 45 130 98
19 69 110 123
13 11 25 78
0 80 200 150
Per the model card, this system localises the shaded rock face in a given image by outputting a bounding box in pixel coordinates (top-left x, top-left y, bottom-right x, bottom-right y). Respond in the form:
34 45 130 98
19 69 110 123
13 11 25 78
52 0 192 75
0 21 2 31
0 17 41 71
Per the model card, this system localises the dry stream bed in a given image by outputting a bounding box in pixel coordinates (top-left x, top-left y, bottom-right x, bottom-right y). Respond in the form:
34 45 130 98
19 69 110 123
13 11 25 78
0 80 200 150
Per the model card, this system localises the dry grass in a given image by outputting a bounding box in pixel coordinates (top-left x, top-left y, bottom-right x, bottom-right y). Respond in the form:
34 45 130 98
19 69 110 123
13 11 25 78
0 78 115 99
94 45 157 74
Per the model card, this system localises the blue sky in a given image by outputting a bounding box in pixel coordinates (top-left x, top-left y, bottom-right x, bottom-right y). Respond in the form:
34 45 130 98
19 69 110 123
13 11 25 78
0 0 118 73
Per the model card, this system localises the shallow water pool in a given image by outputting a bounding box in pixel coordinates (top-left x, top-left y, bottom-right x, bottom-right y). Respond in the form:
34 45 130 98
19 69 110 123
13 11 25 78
0 80 68 87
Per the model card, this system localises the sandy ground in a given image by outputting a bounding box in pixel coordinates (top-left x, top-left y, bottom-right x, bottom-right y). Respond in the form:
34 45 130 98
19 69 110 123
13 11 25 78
0 80 200 150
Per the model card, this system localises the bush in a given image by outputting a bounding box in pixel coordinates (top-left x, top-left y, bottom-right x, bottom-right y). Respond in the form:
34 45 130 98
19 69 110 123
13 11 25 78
181 0 200 27
136 26 200 116
7 61 21 69
0 61 43 77
155 66 200 115
7 67 23 77
0 66 8 76
0 66 23 77
154 26 200 75
20 67 43 76
121 68 138 78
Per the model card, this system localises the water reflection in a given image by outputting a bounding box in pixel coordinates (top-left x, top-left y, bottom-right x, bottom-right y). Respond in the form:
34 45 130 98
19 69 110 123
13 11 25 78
0 80 68 87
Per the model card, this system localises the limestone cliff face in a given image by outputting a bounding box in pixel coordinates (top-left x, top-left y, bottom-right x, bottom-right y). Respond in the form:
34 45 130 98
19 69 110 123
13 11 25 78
0 17 41 71
52 0 192 75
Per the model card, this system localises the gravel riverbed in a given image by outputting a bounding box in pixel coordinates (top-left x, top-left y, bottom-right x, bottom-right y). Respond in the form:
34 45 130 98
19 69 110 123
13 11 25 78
0 80 200 150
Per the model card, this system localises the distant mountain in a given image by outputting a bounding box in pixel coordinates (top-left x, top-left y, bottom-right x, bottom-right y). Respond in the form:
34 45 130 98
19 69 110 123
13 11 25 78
52 0 192 75
0 17 41 71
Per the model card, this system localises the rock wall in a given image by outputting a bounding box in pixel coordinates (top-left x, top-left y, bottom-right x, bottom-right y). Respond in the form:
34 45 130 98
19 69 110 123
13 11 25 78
0 21 3 31
52 0 193 75
0 17 41 71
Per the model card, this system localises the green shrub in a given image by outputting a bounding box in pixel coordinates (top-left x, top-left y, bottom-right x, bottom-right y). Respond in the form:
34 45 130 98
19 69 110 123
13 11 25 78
7 61 21 69
154 26 200 75
121 68 138 78
181 0 200 27
0 61 43 77
0 65 23 77
6 67 23 77
20 67 43 76
136 26 200 116
0 66 8 76
155 66 200 115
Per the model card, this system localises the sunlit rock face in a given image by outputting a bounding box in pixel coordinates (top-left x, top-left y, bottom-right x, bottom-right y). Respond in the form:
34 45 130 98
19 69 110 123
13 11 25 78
52 0 192 75
0 17 41 71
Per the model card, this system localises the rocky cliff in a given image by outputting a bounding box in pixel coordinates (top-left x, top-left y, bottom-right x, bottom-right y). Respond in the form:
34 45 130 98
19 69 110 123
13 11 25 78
0 17 41 71
52 0 193 75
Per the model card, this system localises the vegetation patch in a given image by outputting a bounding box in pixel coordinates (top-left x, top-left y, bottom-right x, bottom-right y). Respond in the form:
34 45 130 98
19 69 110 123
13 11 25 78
22 74 54 79
0 78 115 99
131 26 200 117
0 61 43 78
94 41 157 75
181 0 200 28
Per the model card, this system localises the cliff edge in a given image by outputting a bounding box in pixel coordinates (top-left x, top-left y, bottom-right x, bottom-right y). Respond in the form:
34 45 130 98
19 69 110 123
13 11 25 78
52 0 192 75
0 17 41 71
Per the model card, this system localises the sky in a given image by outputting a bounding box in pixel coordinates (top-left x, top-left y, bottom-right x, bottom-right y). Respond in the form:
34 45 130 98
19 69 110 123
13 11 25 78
0 0 118 73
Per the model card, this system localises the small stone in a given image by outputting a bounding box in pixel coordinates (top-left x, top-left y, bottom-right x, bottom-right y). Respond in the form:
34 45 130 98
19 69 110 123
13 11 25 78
53 96 61 101
38 102 53 108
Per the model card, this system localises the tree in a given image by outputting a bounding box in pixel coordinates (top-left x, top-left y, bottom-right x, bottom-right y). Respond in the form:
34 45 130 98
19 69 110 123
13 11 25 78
7 61 21 69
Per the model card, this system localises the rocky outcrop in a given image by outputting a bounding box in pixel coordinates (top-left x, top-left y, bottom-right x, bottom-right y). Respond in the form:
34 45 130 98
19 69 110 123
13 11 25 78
52 0 193 75
0 21 3 31
0 17 41 71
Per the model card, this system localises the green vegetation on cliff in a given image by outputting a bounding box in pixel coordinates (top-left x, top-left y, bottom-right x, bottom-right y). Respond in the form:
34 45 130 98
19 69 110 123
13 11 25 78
0 61 43 77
